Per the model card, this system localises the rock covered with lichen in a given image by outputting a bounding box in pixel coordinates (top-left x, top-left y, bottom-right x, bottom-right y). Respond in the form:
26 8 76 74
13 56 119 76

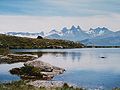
25 60 65 74
10 60 65 80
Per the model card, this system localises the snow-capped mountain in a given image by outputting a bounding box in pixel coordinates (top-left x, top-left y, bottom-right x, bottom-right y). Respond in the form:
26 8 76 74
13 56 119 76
5 32 44 38
48 29 62 35
46 33 61 39
87 27 113 37
61 27 68 33
46 25 90 41
81 31 120 46
62 26 90 41
4 26 120 46
45 29 63 39
46 26 120 46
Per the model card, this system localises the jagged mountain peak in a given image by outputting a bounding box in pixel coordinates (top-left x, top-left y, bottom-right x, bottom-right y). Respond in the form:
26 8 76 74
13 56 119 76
70 25 76 30
5 26 119 46
89 27 110 31
45 25 90 41
70 25 82 30
77 26 81 30
49 29 58 33
95 27 110 31
61 27 68 33
48 29 62 36
87 27 113 37
69 25 83 33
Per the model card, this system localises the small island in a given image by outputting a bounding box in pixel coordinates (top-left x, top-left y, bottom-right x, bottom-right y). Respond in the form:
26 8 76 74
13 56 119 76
10 60 65 80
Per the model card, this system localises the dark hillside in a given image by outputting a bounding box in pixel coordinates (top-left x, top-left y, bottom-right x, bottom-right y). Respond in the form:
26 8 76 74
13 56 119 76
0 34 84 49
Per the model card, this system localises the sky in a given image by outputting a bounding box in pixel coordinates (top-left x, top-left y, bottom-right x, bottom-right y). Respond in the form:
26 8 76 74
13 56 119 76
0 0 120 32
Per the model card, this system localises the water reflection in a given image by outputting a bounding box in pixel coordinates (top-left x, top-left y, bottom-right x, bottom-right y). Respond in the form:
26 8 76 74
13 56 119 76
0 62 23 82
15 52 43 58
15 51 81 61
69 52 81 62
12 48 120 73
7 48 120 89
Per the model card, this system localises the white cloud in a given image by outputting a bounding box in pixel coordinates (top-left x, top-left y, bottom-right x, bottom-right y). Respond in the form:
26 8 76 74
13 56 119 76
0 15 120 33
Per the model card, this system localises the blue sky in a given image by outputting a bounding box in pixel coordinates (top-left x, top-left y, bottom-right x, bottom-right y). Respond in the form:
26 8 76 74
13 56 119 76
0 0 120 32
0 0 120 16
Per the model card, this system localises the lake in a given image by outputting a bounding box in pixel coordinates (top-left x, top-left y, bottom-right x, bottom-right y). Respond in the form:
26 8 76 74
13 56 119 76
0 48 120 89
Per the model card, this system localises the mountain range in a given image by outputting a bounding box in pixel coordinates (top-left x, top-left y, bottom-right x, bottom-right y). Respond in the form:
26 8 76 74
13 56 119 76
4 26 120 46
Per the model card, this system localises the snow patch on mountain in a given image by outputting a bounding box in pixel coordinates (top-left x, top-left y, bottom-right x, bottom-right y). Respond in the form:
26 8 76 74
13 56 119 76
87 27 113 37
81 31 120 46
5 32 45 38
46 25 90 41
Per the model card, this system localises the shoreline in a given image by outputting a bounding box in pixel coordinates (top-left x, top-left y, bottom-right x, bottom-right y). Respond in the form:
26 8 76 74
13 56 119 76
0 52 84 90
0 52 78 89
0 54 37 64
0 48 120 90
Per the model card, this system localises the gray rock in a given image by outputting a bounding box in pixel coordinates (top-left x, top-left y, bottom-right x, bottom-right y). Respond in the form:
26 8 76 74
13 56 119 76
0 54 37 63
24 60 65 78
27 80 72 88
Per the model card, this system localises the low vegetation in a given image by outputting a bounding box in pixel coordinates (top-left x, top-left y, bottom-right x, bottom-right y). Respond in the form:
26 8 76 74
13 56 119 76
0 54 37 64
113 88 120 90
0 80 84 90
0 48 10 55
10 66 43 80
0 34 84 49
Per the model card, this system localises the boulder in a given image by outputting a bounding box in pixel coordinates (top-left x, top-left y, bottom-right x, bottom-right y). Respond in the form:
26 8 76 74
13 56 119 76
37 36 43 39
24 61 65 76
10 60 65 80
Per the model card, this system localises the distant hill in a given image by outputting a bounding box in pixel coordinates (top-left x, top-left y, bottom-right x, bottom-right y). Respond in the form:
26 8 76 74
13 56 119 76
81 31 120 46
0 34 84 49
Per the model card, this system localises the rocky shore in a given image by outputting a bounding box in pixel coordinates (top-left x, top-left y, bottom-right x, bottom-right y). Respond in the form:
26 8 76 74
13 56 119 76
8 60 84 90
0 80 85 90
27 80 75 88
0 54 37 63
10 60 65 80
0 51 86 90
0 50 81 89
28 80 66 88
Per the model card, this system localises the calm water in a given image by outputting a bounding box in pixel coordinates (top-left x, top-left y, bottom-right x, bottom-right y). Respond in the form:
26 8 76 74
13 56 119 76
0 48 120 89
0 62 23 83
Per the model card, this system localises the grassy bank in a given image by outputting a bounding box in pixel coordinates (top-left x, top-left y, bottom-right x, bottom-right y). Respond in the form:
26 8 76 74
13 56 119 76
0 80 84 90
0 34 84 49
0 48 10 55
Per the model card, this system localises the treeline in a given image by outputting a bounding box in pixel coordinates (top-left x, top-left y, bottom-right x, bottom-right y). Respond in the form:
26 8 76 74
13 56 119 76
0 34 84 49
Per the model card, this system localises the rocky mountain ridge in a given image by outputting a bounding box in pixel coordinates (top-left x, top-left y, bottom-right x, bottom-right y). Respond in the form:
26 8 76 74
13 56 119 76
4 26 120 46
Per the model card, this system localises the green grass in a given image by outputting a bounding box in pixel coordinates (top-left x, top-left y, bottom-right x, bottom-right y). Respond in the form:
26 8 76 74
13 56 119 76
0 80 84 90
10 65 43 79
0 48 10 55
0 34 84 49
113 88 120 90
